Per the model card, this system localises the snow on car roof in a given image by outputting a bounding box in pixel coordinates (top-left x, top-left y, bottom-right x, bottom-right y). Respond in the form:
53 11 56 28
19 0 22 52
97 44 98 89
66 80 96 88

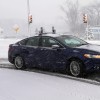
43 33 60 37
34 32 68 37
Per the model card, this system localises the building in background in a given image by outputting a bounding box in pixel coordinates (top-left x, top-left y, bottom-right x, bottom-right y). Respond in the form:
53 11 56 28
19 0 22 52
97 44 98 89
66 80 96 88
87 26 100 40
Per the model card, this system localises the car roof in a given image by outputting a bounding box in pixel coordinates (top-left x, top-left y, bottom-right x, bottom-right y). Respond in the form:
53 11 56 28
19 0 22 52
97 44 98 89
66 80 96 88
34 33 72 38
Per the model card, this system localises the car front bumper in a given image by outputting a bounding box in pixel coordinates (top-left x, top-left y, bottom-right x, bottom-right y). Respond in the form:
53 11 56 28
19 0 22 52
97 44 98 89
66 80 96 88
84 58 100 72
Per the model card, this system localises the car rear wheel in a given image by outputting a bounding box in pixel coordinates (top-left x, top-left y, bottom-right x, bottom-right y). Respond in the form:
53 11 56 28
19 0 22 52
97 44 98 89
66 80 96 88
14 56 26 69
69 60 83 77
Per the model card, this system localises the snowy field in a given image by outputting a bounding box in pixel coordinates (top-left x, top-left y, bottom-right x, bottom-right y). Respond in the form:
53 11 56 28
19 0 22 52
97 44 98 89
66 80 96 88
0 38 20 58
0 38 100 100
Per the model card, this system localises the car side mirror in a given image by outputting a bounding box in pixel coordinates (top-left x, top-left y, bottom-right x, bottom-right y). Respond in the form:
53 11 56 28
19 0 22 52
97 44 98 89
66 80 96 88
52 44 60 49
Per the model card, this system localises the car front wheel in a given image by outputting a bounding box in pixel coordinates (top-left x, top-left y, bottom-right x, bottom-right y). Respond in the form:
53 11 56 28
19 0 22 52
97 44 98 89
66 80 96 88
69 60 83 77
14 56 26 69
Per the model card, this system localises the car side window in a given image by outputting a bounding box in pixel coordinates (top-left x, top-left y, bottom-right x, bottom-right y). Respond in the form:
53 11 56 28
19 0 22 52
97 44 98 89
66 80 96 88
18 39 28 45
26 37 39 46
42 37 60 47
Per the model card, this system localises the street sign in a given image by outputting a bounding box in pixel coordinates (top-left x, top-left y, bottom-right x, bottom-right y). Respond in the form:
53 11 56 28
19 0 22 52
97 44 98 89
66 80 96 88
13 24 19 33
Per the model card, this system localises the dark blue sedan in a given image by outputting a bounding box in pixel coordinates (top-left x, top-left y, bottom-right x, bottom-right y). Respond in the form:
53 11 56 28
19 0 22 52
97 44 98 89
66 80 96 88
8 33 100 77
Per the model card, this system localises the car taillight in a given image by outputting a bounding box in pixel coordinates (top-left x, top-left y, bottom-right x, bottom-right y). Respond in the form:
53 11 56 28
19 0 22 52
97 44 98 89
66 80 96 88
9 44 14 53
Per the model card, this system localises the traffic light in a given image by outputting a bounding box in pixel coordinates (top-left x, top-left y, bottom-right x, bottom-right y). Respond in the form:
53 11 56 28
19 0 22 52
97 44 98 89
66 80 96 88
28 14 32 24
83 14 88 23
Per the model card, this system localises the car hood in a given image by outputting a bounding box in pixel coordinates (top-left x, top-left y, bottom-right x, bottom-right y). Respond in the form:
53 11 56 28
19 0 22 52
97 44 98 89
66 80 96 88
76 44 100 53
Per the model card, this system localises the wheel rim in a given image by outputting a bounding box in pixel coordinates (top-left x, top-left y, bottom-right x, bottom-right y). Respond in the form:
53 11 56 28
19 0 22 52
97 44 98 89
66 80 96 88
70 61 80 76
15 56 23 69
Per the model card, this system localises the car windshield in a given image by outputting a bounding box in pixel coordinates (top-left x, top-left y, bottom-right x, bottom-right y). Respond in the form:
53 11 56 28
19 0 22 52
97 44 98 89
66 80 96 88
57 35 88 47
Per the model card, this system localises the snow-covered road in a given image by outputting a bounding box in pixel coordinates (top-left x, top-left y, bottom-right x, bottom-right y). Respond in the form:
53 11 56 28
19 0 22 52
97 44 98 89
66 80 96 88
0 68 99 100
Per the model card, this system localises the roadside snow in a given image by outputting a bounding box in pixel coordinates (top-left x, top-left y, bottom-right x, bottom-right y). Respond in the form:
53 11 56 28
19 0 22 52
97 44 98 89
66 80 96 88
0 69 99 100
0 38 20 58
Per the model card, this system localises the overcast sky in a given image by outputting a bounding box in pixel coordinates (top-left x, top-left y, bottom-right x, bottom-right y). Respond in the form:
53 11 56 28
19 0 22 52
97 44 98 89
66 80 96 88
0 0 95 32
0 0 94 19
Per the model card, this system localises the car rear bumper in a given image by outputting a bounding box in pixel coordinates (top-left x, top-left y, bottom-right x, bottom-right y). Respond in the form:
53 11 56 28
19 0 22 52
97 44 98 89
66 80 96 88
8 53 14 64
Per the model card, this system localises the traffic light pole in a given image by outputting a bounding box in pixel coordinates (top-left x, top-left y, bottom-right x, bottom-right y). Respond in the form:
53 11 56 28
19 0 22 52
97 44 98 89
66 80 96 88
27 0 30 36
86 21 89 40
83 14 88 40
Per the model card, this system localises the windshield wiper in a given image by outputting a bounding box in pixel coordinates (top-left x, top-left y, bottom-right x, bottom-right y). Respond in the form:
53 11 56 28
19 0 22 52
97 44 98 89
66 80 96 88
76 43 87 47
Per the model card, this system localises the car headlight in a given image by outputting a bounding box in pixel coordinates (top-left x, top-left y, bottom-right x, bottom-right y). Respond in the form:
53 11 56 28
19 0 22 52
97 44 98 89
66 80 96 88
84 54 100 58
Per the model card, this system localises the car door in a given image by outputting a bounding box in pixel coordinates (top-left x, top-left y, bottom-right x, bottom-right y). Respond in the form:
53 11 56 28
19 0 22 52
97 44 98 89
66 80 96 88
20 36 40 67
40 36 67 71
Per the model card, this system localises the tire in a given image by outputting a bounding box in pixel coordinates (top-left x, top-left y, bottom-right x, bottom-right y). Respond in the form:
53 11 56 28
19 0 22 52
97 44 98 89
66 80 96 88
14 56 26 69
69 60 83 77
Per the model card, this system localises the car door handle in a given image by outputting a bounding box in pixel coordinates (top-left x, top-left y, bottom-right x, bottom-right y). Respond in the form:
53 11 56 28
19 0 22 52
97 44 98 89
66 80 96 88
22 48 28 51
40 48 46 50
22 48 29 53
22 48 26 50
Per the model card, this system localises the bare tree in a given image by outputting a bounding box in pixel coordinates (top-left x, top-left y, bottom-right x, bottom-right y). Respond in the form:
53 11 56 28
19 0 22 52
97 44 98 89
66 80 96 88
61 0 81 33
